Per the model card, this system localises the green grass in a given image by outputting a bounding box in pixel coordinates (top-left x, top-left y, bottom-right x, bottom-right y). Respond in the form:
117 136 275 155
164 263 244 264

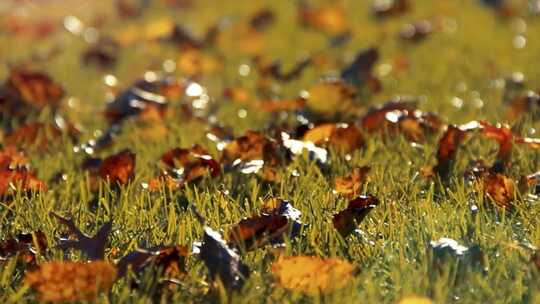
1 0 540 303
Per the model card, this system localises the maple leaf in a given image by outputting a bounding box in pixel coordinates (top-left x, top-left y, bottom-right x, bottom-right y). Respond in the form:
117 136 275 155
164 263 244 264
51 212 112 260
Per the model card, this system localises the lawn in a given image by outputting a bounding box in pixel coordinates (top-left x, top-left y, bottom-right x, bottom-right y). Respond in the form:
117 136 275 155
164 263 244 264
1 0 540 303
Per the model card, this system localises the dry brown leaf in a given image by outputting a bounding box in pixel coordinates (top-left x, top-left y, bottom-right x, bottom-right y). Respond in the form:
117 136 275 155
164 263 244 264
482 173 516 210
335 166 370 196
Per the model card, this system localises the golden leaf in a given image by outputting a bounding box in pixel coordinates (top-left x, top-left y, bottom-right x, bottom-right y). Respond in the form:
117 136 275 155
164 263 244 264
25 261 117 303
272 256 354 294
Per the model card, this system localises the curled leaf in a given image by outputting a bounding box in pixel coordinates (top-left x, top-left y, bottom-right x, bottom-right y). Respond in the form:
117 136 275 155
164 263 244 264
433 122 481 177
272 256 354 294
228 199 302 251
333 195 379 237
105 77 181 124
222 131 286 169
199 226 250 290
361 101 417 132
482 173 516 210
302 123 364 153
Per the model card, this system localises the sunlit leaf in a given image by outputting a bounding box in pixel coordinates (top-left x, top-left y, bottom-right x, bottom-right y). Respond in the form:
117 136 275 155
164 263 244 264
228 199 302 250
25 261 117 302
298 5 348 35
333 195 379 237
335 166 370 196
272 255 355 294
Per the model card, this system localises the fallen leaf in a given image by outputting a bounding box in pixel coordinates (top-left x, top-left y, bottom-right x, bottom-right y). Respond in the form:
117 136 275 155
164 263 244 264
0 231 47 265
105 77 180 124
0 146 28 170
4 122 63 149
51 212 112 260
0 168 47 197
272 255 354 294
257 57 312 82
221 131 286 168
26 261 117 302
302 123 364 153
306 81 356 115
433 122 481 177
360 101 416 133
482 173 516 210
116 245 189 280
0 68 64 117
148 145 220 190
199 225 250 290
341 47 380 88
333 195 379 237
97 149 136 185
335 166 370 196
228 199 302 250
298 5 348 35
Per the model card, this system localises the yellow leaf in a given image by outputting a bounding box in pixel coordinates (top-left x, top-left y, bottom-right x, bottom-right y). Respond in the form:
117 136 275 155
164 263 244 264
145 18 175 40
272 256 354 294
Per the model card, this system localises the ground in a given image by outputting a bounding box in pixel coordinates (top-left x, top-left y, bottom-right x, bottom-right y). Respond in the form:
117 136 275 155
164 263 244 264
1 0 540 303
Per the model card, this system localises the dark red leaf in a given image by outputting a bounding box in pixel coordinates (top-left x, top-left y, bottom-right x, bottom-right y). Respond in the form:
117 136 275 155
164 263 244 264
0 68 64 117
333 195 379 237
228 199 302 251
0 231 47 265
433 122 481 177
98 149 136 185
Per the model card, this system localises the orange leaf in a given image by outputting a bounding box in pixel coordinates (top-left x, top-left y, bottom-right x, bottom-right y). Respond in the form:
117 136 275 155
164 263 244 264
26 261 117 303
